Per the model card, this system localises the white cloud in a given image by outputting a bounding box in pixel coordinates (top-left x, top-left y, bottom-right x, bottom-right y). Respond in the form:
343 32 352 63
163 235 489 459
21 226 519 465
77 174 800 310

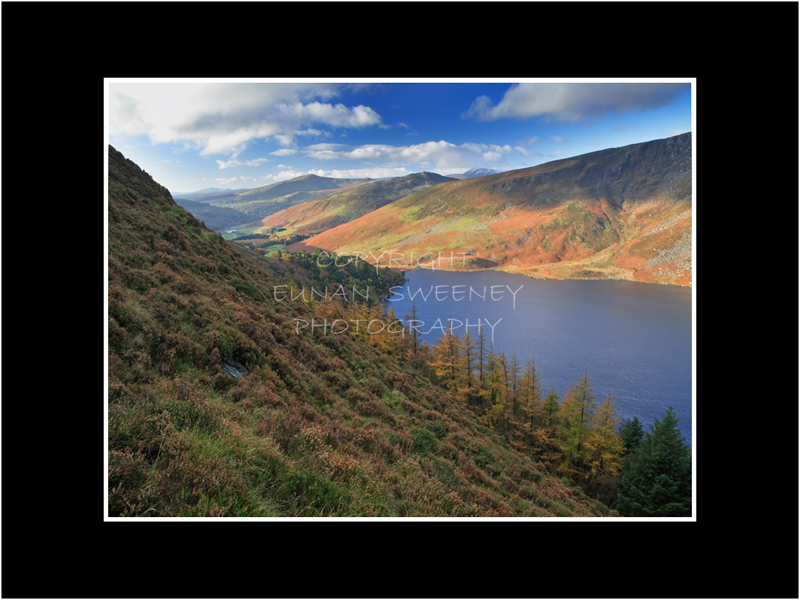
215 175 258 186
463 82 688 123
216 157 269 169
263 165 412 184
108 81 385 156
301 139 518 170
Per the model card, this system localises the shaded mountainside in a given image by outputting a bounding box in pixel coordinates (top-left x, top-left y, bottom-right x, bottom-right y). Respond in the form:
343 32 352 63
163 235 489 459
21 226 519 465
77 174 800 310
259 171 456 237
107 146 616 517
176 173 374 220
173 197 258 232
289 133 692 286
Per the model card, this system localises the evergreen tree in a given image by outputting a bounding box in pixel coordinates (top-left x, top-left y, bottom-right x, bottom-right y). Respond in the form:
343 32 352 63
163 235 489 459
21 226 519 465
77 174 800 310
615 407 692 517
618 416 645 455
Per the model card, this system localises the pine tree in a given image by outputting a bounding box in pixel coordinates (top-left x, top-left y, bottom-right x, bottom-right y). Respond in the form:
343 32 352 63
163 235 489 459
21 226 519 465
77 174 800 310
615 407 692 517
618 416 645 456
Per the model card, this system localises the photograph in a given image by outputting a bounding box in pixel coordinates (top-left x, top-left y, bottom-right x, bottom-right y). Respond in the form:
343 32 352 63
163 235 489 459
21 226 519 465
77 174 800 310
105 78 694 520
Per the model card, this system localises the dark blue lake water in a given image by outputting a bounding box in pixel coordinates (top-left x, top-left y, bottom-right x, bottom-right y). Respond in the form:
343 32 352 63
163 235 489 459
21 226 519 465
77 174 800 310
386 269 693 447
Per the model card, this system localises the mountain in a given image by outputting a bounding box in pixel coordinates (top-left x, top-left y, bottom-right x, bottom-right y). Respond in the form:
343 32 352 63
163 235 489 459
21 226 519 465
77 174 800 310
175 174 374 220
173 187 248 197
173 197 258 231
287 133 692 286
258 171 456 237
107 145 616 518
449 168 500 180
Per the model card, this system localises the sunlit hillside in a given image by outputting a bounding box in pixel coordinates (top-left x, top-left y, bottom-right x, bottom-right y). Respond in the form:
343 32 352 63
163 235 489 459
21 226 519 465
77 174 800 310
289 133 692 286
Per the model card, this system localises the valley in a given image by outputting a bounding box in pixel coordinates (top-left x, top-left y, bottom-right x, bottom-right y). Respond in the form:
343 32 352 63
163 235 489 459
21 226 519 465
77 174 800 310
179 133 692 287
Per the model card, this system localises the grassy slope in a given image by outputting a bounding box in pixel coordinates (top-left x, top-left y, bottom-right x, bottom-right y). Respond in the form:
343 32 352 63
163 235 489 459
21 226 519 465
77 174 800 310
258 172 456 237
107 146 615 518
289 134 692 286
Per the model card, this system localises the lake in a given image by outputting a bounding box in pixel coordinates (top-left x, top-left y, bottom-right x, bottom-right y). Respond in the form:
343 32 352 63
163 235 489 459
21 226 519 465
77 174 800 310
386 269 693 448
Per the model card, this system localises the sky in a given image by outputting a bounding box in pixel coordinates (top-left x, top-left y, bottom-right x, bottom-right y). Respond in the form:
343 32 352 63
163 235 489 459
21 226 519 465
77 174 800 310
106 79 693 195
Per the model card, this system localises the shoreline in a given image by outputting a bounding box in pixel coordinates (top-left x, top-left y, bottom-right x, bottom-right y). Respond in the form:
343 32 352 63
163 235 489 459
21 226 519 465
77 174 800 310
386 264 692 289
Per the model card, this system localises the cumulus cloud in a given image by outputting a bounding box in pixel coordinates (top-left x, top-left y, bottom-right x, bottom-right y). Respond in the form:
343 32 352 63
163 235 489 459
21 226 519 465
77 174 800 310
463 82 688 123
302 140 521 171
108 81 385 156
216 157 269 170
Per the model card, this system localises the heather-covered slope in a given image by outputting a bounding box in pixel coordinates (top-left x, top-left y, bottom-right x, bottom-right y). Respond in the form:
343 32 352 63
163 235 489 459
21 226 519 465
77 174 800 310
289 133 692 286
107 146 616 517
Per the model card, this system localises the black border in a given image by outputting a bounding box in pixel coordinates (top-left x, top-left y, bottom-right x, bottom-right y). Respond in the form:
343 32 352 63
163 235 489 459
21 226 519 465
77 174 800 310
3 2 797 599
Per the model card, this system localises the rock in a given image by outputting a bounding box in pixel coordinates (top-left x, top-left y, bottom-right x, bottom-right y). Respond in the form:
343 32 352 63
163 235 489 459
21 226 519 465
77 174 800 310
222 360 249 378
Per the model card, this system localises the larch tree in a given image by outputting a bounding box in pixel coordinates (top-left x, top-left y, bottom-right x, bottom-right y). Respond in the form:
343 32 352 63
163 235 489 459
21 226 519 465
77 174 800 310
556 370 597 480
584 392 625 481
431 330 460 391
403 299 421 358
458 331 477 389
518 356 543 429
506 352 522 423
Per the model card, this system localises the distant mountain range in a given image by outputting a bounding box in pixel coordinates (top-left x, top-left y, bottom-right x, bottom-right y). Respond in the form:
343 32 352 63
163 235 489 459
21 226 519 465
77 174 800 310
448 168 500 180
286 133 692 286
172 186 249 197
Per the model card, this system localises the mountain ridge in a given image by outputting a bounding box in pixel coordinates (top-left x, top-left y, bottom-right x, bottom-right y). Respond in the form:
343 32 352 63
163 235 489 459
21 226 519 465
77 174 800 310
287 133 692 286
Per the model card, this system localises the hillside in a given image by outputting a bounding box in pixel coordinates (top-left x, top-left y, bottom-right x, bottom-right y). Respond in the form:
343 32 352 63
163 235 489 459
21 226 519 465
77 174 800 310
173 197 258 231
288 133 692 286
258 171 456 237
176 174 373 220
107 145 617 518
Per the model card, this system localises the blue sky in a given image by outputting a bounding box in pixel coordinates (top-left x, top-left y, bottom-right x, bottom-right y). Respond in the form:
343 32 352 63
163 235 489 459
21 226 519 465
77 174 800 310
107 79 693 194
